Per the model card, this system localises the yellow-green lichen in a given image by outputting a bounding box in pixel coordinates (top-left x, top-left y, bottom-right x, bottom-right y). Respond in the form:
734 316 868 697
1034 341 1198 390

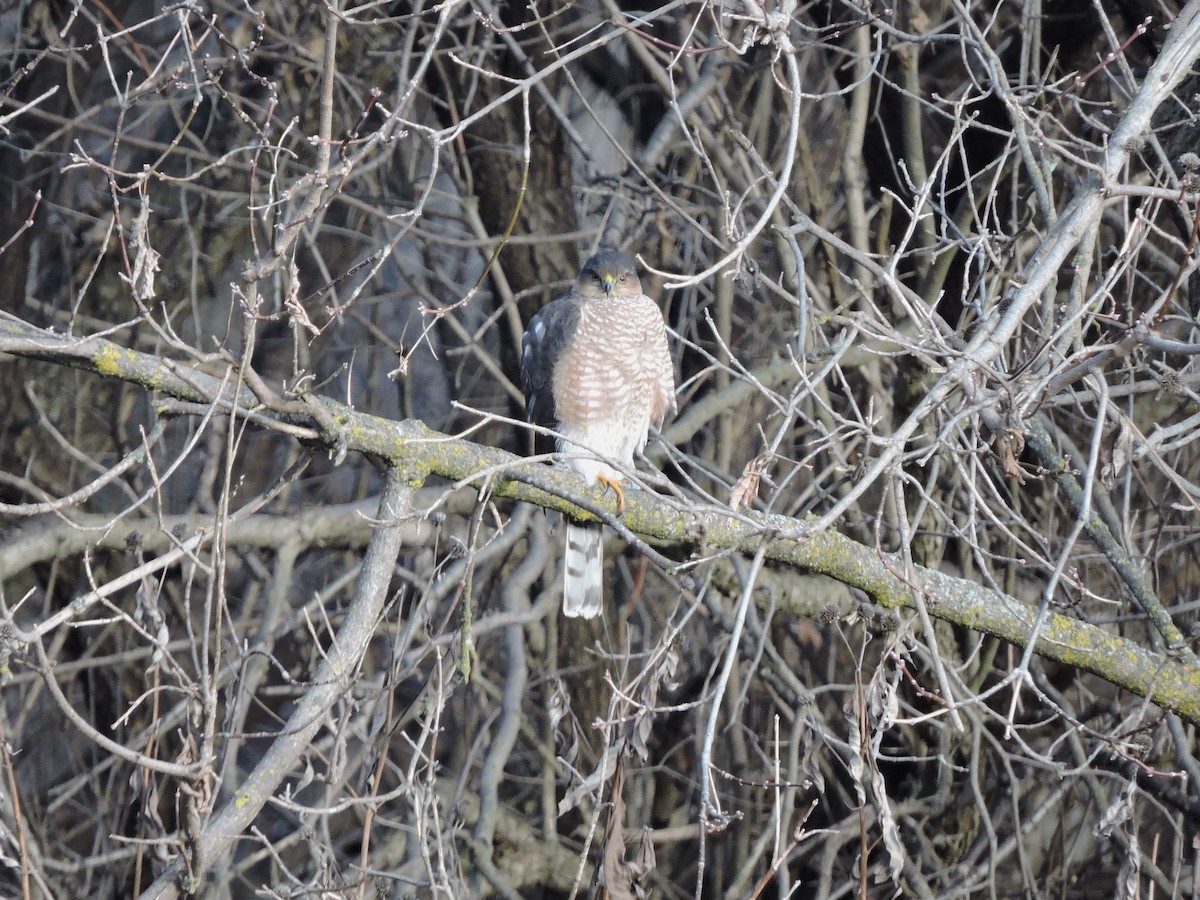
95 344 129 377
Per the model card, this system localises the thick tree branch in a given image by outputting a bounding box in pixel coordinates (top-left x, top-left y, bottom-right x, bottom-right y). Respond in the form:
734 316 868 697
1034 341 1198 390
3 314 1198 724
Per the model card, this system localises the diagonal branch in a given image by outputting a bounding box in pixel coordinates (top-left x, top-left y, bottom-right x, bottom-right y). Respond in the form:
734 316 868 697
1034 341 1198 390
795 0 1200 533
139 467 418 899
3 314 1198 725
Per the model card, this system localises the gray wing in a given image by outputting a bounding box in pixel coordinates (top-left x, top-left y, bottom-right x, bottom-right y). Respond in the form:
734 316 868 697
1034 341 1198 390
521 294 584 429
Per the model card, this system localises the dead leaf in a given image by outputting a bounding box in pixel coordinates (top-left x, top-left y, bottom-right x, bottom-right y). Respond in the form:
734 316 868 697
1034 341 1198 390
602 788 635 900
125 193 160 301
730 454 769 510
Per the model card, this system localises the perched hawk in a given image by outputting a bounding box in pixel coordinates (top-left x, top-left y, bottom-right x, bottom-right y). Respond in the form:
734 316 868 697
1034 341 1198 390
521 250 676 617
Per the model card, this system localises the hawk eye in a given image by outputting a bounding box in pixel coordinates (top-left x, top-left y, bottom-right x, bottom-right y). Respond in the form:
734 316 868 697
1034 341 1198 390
619 273 628 282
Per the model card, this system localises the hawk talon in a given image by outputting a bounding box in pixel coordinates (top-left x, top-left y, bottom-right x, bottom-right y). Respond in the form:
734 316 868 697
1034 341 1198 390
598 473 627 513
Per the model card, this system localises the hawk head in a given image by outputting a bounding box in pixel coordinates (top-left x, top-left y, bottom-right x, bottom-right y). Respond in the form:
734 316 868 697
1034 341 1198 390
575 250 642 299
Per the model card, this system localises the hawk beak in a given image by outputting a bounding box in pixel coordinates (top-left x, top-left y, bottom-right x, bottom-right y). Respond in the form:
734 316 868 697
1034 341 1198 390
601 274 616 294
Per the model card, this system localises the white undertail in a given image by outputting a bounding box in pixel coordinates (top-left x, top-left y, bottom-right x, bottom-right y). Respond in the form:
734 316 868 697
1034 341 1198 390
563 522 603 618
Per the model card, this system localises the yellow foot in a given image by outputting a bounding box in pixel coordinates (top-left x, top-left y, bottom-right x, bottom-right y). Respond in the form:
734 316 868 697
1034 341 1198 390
598 474 626 513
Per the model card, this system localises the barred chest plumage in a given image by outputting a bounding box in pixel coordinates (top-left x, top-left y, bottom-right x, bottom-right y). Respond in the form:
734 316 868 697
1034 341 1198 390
551 292 674 485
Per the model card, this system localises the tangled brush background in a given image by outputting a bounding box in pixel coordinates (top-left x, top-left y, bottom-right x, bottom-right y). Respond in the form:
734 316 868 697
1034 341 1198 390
2 1 1200 897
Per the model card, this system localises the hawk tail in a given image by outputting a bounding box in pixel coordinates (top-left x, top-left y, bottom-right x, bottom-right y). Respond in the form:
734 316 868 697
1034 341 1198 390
563 522 603 618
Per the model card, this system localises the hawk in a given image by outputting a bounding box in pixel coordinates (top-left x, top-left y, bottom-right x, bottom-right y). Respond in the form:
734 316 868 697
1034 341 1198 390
521 250 676 617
